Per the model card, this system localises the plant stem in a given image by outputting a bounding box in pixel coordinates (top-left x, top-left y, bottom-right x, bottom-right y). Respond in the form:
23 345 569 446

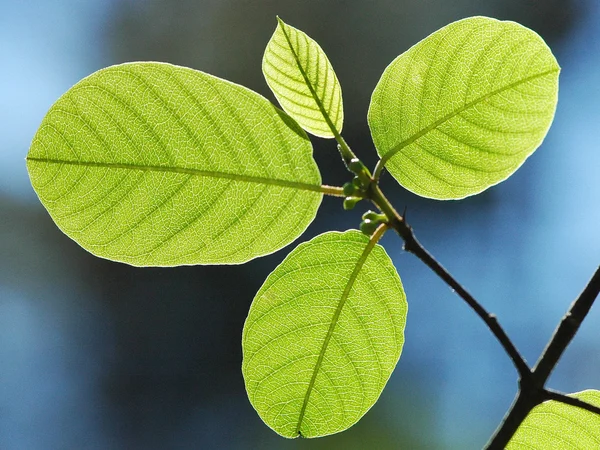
544 389 600 416
335 138 529 376
486 390 540 450
335 134 358 164
367 182 531 378
533 266 600 383
486 266 600 447
373 159 386 182
319 184 346 197
338 141 600 447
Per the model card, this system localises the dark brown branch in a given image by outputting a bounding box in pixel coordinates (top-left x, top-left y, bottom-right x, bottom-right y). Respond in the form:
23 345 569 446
486 390 540 450
544 389 600 416
486 387 600 449
534 266 600 383
486 266 600 448
367 183 530 379
345 151 600 448
401 226 531 379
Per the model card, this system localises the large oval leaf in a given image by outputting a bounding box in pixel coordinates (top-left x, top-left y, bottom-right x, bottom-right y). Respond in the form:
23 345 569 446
27 62 324 266
242 230 407 438
368 16 560 199
263 18 344 138
508 390 600 449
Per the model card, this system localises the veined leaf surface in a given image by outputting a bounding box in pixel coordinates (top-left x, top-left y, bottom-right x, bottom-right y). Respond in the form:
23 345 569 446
27 62 323 266
263 18 343 138
368 16 560 199
508 390 600 449
242 230 407 438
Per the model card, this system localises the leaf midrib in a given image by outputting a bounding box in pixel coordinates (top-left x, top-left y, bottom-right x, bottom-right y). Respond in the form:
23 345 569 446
380 67 559 166
26 156 328 194
295 228 385 436
277 18 341 139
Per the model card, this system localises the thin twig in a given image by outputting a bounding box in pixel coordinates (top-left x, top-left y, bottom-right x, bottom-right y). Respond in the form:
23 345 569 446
319 184 347 197
486 266 600 448
398 220 531 379
367 182 530 378
544 389 600 416
534 266 600 383
486 391 539 450
336 141 600 447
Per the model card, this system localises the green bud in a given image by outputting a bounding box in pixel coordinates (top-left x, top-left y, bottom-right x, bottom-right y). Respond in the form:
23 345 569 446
360 219 379 236
343 182 357 197
348 158 365 174
343 196 361 210
352 176 363 188
362 210 386 222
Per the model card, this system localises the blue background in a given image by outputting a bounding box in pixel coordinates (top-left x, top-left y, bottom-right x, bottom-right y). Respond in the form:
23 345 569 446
1 0 599 448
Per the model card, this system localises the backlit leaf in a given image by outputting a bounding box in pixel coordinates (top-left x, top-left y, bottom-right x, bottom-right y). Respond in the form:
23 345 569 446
263 18 344 138
27 62 323 266
368 16 560 199
242 230 407 438
508 390 600 449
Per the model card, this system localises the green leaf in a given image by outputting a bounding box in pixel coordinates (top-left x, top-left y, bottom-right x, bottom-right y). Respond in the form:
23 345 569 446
368 16 560 199
508 390 600 449
242 230 407 438
27 62 323 266
263 17 344 138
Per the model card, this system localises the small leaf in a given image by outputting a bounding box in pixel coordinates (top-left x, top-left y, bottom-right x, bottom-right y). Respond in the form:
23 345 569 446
27 62 323 266
368 16 560 199
508 390 600 449
242 230 407 438
263 17 344 138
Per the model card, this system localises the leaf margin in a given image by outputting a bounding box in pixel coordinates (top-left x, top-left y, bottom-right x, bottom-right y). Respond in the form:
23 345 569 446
26 61 328 267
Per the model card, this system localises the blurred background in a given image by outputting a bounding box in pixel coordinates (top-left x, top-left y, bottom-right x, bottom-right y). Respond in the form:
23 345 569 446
2 0 599 448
